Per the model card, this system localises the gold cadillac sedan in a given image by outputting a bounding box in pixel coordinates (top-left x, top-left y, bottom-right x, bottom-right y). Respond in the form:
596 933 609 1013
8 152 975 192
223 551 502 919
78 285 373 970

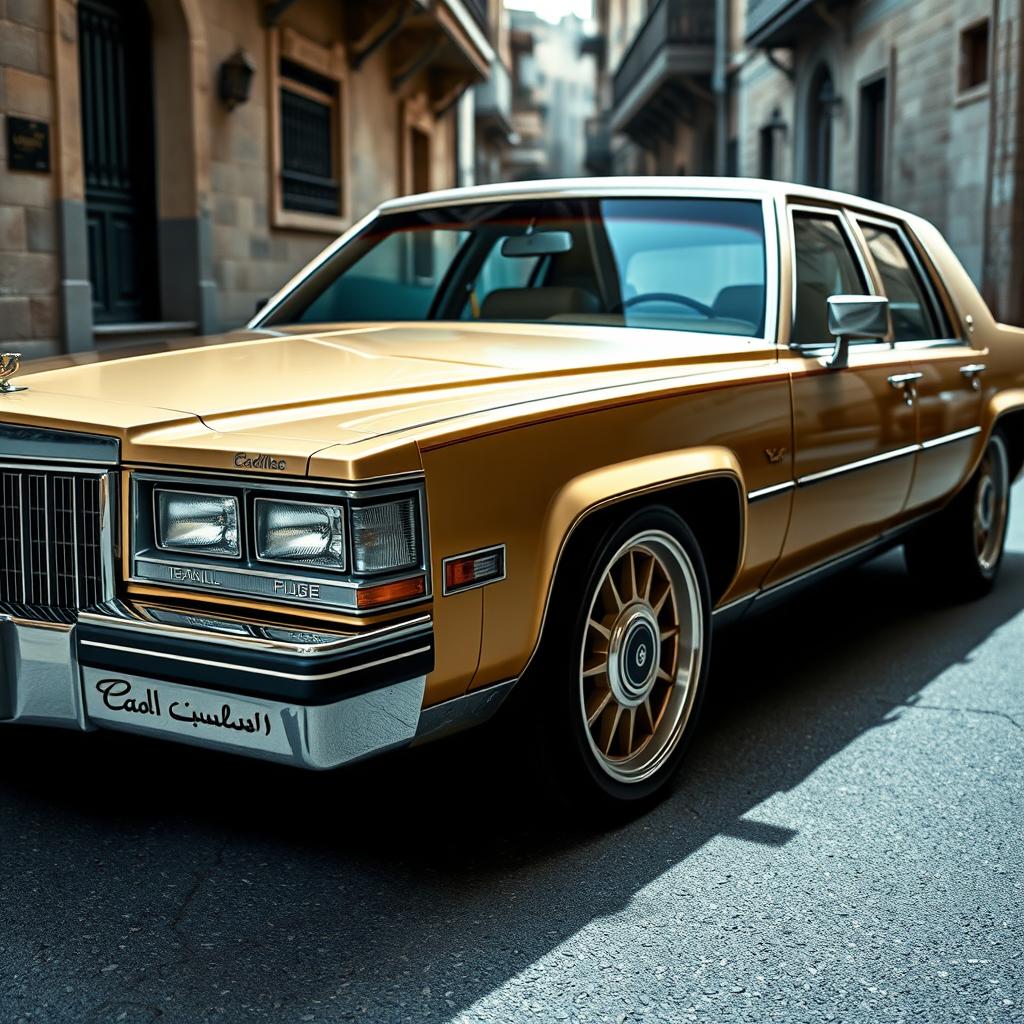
2 178 1022 810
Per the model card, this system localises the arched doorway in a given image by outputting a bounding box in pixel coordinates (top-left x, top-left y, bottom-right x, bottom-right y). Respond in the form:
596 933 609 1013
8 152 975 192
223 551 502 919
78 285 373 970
806 64 836 188
78 0 159 323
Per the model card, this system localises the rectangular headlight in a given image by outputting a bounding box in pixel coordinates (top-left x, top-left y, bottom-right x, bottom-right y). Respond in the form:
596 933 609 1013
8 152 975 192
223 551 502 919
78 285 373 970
255 499 345 571
156 490 240 558
351 498 418 574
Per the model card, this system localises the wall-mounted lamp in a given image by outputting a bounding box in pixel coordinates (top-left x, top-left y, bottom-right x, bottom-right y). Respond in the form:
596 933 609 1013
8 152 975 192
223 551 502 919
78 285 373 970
218 49 255 110
817 75 843 117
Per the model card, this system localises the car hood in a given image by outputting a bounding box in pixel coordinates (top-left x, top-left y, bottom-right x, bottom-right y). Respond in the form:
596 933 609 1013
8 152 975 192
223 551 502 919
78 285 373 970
12 323 774 475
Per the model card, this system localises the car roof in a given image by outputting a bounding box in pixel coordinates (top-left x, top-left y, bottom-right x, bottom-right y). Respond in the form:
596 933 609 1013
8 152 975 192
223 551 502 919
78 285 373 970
377 176 920 226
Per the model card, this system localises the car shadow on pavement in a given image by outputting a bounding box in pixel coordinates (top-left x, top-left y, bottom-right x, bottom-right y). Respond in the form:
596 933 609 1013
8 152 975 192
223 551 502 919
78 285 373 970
2 548 1023 1022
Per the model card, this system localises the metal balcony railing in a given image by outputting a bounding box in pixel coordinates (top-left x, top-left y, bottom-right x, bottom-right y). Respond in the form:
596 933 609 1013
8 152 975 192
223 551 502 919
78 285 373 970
612 0 715 108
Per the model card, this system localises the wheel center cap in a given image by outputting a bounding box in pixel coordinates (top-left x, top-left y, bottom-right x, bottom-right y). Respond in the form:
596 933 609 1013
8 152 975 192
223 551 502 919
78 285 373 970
608 604 660 707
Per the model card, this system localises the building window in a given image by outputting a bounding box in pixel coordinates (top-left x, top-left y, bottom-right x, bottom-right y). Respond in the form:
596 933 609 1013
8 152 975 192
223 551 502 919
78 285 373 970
270 29 348 232
859 76 886 201
959 19 990 93
280 61 340 216
806 64 836 189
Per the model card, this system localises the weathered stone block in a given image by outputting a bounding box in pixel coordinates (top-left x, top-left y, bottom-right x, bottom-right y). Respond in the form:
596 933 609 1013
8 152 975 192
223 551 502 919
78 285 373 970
0 296 32 339
25 205 54 251
4 67 53 119
7 0 51 31
29 294 57 338
213 194 238 226
0 251 56 294
0 20 42 73
0 205 27 250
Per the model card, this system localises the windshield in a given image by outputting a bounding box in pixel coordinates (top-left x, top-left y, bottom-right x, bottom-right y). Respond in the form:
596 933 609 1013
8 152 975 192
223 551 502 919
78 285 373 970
263 197 768 338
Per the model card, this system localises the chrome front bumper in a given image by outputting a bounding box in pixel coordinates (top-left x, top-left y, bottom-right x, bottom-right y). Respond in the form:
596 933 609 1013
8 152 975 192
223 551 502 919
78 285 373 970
0 607 432 769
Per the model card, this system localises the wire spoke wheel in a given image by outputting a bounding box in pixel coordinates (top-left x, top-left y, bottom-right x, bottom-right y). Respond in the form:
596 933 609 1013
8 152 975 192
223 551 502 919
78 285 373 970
578 529 703 784
974 435 1010 573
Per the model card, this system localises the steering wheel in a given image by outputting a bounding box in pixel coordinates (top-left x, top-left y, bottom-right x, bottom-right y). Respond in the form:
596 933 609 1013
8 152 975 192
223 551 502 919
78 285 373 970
621 292 714 317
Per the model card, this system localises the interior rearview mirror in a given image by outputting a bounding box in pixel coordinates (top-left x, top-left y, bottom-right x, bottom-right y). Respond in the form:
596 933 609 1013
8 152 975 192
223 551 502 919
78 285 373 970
822 295 891 370
501 231 573 258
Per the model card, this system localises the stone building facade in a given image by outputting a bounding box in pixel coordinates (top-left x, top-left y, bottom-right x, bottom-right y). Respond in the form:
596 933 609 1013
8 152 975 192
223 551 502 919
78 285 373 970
738 0 1024 324
1 0 493 358
589 0 745 177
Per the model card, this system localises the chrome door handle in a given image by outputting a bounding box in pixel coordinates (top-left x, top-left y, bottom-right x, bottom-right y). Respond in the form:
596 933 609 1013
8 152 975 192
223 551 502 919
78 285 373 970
887 372 923 386
960 363 987 390
888 371 922 406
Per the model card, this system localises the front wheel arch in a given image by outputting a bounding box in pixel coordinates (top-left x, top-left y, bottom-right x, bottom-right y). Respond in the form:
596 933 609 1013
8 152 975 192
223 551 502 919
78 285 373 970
524 475 741 692
550 474 743 612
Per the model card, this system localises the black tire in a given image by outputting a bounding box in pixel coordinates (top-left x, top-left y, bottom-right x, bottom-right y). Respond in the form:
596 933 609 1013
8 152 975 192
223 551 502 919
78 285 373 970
904 431 1011 601
527 505 713 816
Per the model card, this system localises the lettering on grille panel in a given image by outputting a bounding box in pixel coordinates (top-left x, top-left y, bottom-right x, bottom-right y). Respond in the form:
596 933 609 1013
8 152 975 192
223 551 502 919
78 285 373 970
0 469 107 609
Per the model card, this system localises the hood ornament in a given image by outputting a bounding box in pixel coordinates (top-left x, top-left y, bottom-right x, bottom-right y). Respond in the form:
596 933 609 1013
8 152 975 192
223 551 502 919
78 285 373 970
0 353 27 393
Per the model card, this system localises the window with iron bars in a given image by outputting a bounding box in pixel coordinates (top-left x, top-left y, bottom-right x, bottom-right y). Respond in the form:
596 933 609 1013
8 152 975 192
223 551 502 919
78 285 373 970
279 58 341 217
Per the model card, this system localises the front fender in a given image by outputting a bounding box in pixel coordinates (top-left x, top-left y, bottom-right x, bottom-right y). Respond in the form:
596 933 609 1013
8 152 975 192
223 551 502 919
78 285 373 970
471 445 746 689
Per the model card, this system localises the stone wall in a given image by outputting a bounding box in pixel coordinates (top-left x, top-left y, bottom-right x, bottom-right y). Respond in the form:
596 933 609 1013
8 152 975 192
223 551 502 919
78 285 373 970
0 0 60 359
735 0 1015 317
0 0 463 355
200 2 455 329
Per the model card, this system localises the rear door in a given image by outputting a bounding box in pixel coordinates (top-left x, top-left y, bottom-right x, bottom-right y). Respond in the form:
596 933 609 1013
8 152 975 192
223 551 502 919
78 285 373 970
767 205 917 584
854 215 984 512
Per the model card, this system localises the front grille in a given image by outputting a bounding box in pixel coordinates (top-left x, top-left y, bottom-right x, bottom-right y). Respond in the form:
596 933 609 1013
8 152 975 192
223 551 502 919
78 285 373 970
0 469 108 609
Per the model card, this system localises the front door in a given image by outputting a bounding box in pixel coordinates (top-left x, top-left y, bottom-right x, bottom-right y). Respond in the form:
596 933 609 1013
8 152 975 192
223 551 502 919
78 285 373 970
767 207 917 584
854 215 985 512
78 0 159 323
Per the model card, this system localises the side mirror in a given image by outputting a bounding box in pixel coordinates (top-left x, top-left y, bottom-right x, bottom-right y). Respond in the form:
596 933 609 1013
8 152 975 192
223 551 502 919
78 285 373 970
823 294 890 370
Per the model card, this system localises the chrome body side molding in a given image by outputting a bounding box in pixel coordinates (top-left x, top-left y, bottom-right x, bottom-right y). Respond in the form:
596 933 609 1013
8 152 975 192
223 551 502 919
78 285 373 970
746 426 984 502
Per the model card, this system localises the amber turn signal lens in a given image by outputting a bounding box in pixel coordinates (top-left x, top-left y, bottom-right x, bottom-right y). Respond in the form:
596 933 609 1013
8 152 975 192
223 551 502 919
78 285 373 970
355 575 427 609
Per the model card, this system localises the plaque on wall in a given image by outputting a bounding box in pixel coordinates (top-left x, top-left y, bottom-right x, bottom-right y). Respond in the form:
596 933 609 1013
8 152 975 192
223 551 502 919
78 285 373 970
7 117 50 172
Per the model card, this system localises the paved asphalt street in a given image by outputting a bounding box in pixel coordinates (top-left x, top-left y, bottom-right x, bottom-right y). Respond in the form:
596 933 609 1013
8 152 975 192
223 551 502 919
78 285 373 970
2 486 1022 1024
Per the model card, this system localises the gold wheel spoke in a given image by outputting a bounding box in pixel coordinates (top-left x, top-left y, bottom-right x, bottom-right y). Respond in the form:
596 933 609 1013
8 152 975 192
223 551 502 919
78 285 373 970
657 667 673 683
601 573 623 612
618 706 636 756
660 625 680 642
638 553 655 602
642 697 656 731
582 660 608 679
586 689 613 727
588 617 611 639
652 583 671 616
628 551 639 602
600 704 622 755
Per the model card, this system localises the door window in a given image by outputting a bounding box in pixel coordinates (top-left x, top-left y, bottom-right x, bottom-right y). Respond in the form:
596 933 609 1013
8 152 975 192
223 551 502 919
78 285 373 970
790 212 867 346
859 222 946 342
